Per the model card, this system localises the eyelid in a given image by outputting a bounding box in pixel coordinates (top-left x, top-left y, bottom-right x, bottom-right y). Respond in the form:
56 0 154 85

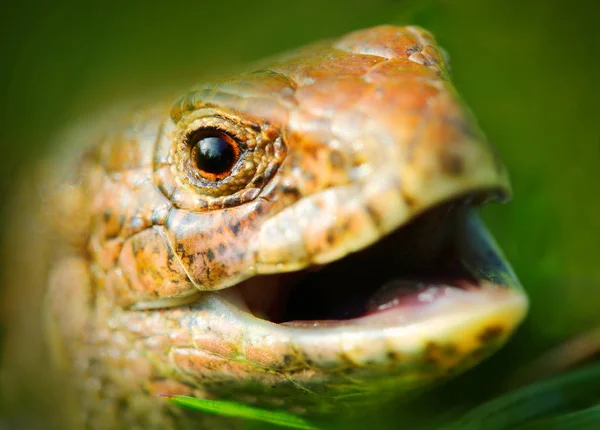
186 127 247 153
180 112 260 150
186 123 245 146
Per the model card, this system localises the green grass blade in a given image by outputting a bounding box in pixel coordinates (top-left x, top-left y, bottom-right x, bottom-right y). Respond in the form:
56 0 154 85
515 402 600 430
162 395 319 429
443 363 600 430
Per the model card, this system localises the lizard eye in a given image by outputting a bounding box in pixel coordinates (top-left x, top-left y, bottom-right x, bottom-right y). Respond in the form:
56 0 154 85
157 109 285 210
190 132 241 180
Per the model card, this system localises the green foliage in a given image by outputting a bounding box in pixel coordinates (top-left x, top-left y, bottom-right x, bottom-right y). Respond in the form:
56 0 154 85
445 363 600 430
162 395 319 429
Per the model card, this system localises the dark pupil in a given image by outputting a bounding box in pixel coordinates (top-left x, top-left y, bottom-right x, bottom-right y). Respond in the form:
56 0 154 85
194 136 236 175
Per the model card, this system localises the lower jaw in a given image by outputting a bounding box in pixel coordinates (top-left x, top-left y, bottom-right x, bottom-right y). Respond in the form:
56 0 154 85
178 280 526 409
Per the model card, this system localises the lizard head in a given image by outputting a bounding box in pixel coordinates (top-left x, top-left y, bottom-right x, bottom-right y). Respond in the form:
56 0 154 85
53 25 528 417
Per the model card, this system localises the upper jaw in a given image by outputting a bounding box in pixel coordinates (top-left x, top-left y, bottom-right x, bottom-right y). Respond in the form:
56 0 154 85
252 140 511 275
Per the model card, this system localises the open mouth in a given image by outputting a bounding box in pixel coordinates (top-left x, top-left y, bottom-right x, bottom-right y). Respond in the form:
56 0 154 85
146 190 528 406
216 191 522 331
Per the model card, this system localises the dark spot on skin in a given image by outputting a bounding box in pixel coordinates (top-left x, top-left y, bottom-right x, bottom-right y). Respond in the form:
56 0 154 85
116 398 128 415
208 200 223 211
229 220 241 236
424 342 440 366
218 243 226 254
405 45 421 55
278 184 301 199
243 188 260 202
252 174 265 187
364 204 382 228
151 207 169 225
387 351 400 361
305 359 314 366
196 199 209 210
441 152 465 176
206 249 215 262
329 151 344 169
441 344 458 357
263 163 280 181
216 225 223 234
303 145 319 158
326 231 335 245
470 347 487 361
479 325 505 344
448 116 478 140
401 189 417 207
103 210 112 222
223 195 242 207
283 354 292 365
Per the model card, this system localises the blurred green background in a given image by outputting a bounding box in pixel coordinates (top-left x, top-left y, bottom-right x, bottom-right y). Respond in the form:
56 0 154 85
1 0 598 427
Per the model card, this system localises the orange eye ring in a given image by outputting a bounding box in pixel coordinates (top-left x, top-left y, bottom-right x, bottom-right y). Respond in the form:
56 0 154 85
165 110 284 205
189 131 241 181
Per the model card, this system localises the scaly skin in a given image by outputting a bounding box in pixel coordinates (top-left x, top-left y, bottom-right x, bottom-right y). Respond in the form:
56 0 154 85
1 26 527 429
